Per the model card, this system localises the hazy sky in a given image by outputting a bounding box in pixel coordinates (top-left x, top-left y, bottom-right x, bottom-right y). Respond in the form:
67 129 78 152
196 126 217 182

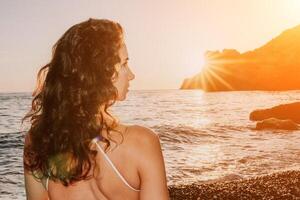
1 0 300 92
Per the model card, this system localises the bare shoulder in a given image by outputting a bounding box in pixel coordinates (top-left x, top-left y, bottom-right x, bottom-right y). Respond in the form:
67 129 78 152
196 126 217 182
123 125 163 164
124 125 160 148
121 125 162 160
124 125 169 198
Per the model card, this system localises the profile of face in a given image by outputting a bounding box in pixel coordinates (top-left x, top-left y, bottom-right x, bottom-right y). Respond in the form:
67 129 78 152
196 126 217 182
112 44 135 101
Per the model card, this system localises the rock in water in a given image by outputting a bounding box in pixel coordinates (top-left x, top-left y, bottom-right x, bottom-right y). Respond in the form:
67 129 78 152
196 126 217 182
255 117 299 130
250 102 300 123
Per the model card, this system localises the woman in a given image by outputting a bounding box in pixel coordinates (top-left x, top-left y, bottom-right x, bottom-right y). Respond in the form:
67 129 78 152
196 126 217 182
23 18 169 200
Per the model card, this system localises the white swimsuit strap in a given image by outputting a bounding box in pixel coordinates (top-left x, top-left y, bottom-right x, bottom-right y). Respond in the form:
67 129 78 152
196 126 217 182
92 137 140 192
45 176 49 191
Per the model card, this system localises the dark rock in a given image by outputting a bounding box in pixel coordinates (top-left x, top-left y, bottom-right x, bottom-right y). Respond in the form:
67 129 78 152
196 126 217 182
250 102 300 123
255 117 299 130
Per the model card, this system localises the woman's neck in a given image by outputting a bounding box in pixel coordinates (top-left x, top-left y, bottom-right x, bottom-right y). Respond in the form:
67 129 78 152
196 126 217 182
97 105 118 127
94 105 126 148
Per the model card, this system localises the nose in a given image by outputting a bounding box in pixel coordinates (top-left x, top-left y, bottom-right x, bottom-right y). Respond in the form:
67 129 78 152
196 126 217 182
128 67 135 81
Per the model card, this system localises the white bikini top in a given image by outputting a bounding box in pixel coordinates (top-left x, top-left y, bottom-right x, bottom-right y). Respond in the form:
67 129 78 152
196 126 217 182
45 136 140 192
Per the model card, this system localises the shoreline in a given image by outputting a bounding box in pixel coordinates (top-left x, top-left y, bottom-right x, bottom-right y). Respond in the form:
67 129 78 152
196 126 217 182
168 170 300 199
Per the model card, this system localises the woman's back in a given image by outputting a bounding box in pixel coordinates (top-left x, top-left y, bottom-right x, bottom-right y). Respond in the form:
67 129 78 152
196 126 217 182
42 125 168 200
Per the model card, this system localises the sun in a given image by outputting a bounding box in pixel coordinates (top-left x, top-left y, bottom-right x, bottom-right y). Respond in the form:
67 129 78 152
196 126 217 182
195 58 237 91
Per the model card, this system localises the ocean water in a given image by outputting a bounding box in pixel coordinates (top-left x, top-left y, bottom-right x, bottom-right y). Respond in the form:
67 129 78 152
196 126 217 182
1 90 300 199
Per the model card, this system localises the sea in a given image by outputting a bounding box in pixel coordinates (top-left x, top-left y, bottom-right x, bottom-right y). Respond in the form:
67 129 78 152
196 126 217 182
1 90 300 199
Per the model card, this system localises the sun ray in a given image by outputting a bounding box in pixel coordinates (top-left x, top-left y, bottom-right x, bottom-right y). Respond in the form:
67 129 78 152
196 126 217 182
203 69 218 91
204 66 235 91
209 65 234 76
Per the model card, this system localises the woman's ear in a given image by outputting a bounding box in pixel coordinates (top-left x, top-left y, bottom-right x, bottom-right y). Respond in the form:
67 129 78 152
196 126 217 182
111 64 120 82
111 72 118 82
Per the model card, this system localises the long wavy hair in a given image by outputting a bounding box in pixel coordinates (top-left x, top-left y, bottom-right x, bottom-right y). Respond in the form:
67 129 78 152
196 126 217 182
22 18 124 186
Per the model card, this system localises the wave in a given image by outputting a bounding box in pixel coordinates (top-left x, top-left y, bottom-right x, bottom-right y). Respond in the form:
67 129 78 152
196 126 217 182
0 132 25 149
152 125 218 144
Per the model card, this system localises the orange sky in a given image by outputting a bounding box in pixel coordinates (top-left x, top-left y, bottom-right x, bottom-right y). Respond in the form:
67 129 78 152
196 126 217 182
1 0 300 92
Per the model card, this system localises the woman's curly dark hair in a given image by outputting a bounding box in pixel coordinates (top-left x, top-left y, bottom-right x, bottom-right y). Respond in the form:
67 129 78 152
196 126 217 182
22 18 124 186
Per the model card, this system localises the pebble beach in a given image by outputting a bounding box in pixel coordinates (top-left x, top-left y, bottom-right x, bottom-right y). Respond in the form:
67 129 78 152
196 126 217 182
168 170 300 200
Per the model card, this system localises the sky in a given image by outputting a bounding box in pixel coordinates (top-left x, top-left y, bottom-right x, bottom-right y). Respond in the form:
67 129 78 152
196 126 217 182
1 0 300 92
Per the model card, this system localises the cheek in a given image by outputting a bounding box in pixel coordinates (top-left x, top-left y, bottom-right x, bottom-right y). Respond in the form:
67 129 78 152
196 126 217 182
119 71 128 85
113 72 127 92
